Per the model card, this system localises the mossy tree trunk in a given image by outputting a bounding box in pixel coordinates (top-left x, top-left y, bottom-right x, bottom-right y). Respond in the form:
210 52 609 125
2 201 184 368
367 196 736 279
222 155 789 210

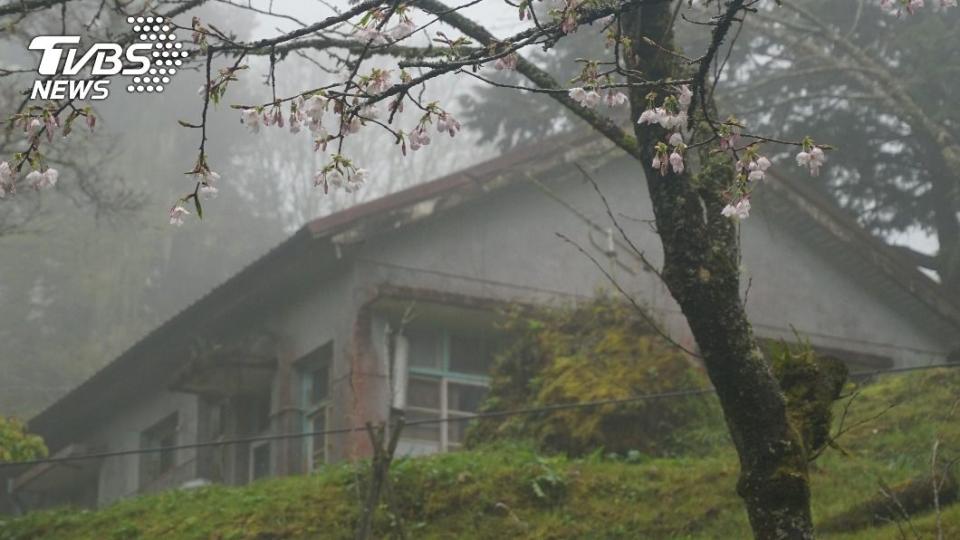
621 5 814 539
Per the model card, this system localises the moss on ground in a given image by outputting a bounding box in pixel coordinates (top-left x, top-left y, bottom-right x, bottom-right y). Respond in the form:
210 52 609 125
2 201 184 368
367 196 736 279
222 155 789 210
1 368 958 540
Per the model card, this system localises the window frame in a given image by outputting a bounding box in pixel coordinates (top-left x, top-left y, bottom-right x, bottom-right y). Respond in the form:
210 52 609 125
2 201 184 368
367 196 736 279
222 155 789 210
139 412 179 489
405 329 491 452
299 342 332 470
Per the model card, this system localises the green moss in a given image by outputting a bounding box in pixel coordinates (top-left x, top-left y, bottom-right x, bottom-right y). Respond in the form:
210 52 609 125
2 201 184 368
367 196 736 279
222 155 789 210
466 296 724 457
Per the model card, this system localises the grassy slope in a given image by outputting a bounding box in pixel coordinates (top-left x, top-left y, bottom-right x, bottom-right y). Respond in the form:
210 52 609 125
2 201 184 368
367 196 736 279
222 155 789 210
1 368 957 540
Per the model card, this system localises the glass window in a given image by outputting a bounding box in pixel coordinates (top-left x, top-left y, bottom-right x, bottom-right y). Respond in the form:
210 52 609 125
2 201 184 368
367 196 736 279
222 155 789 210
139 413 178 488
399 324 498 453
407 376 441 409
448 382 488 413
310 410 327 466
310 364 330 404
251 442 271 481
407 329 442 369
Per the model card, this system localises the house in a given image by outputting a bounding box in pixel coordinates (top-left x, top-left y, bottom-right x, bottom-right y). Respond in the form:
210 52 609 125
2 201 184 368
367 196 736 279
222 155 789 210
4 134 959 512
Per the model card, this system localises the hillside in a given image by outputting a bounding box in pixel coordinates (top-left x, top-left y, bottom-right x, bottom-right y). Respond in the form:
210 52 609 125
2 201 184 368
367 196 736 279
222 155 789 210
1 368 958 540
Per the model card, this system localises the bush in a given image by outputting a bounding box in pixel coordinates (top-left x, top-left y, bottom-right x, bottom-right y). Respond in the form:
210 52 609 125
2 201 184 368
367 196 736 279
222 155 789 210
466 296 723 457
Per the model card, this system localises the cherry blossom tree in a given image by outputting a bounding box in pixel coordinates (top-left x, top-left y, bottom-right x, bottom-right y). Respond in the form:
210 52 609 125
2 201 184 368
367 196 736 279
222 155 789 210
2 0 954 537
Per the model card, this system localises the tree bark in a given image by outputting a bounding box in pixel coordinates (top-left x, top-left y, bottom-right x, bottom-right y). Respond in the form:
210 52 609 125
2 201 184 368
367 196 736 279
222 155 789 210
621 5 815 539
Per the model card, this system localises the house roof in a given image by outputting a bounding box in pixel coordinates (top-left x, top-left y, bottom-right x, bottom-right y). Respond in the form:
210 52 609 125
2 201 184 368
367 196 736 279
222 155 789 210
24 132 960 453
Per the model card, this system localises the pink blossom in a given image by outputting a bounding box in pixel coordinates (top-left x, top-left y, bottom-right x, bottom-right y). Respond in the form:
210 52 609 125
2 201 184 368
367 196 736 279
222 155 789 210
409 126 431 151
436 112 461 137
669 151 684 174
668 132 683 146
494 53 519 71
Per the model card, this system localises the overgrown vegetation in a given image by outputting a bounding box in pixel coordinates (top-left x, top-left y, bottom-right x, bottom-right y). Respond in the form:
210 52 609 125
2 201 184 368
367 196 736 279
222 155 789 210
466 297 721 456
2 367 958 539
0 417 46 463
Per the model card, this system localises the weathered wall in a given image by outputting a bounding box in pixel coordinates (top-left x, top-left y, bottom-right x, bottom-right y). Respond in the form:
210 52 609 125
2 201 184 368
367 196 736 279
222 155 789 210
349 156 950 369
85 391 199 507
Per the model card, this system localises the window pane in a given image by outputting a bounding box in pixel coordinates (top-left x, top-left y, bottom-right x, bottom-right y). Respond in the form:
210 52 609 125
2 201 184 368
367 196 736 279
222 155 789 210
447 382 487 413
310 365 330 404
402 409 441 443
407 377 440 409
311 412 326 466
448 334 492 376
251 443 271 480
407 330 441 369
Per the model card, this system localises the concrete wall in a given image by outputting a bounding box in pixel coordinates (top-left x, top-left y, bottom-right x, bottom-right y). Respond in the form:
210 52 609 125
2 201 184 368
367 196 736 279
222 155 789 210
85 390 199 506
350 156 950 368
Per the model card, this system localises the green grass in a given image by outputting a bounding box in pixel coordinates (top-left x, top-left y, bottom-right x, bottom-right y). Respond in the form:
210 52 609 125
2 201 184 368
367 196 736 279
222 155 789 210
1 368 958 540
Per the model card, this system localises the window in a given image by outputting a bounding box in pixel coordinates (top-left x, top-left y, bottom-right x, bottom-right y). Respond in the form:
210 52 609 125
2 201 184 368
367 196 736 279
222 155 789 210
139 413 178 488
299 342 332 469
401 329 495 453
250 440 271 481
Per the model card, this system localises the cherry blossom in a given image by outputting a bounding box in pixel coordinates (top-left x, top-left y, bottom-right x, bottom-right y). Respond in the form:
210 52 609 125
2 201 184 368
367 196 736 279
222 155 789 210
356 26 388 45
436 112 461 137
678 85 693 108
169 204 190 226
365 69 392 94
409 126 431 150
568 87 601 108
199 184 219 199
25 168 58 190
0 161 13 198
241 108 260 133
391 19 416 40
722 199 751 220
668 132 683 147
669 150 684 175
604 90 628 107
26 118 42 141
494 53 519 71
796 139 826 176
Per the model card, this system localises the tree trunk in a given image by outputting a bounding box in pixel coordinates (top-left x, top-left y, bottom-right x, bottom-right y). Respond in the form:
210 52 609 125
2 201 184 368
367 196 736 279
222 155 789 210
622 5 814 539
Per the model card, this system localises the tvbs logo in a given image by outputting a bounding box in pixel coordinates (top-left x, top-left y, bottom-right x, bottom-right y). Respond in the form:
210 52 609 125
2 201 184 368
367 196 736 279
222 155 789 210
28 16 186 101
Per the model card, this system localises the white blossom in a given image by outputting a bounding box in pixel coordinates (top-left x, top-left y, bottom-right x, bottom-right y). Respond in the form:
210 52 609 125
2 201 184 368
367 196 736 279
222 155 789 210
568 87 601 108
169 204 189 226
391 20 416 39
199 184 219 199
26 118 42 140
241 109 260 133
678 85 693 107
721 199 751 220
668 132 683 146
604 90 628 107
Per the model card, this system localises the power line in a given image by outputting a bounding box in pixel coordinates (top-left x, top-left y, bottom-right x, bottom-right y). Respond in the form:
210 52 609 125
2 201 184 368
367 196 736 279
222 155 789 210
1 362 957 471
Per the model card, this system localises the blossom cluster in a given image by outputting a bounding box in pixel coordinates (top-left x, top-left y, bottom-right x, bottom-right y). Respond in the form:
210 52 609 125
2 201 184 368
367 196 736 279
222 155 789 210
0 160 60 198
566 62 628 109
353 8 416 45
881 0 957 15
314 156 368 194
639 85 693 177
